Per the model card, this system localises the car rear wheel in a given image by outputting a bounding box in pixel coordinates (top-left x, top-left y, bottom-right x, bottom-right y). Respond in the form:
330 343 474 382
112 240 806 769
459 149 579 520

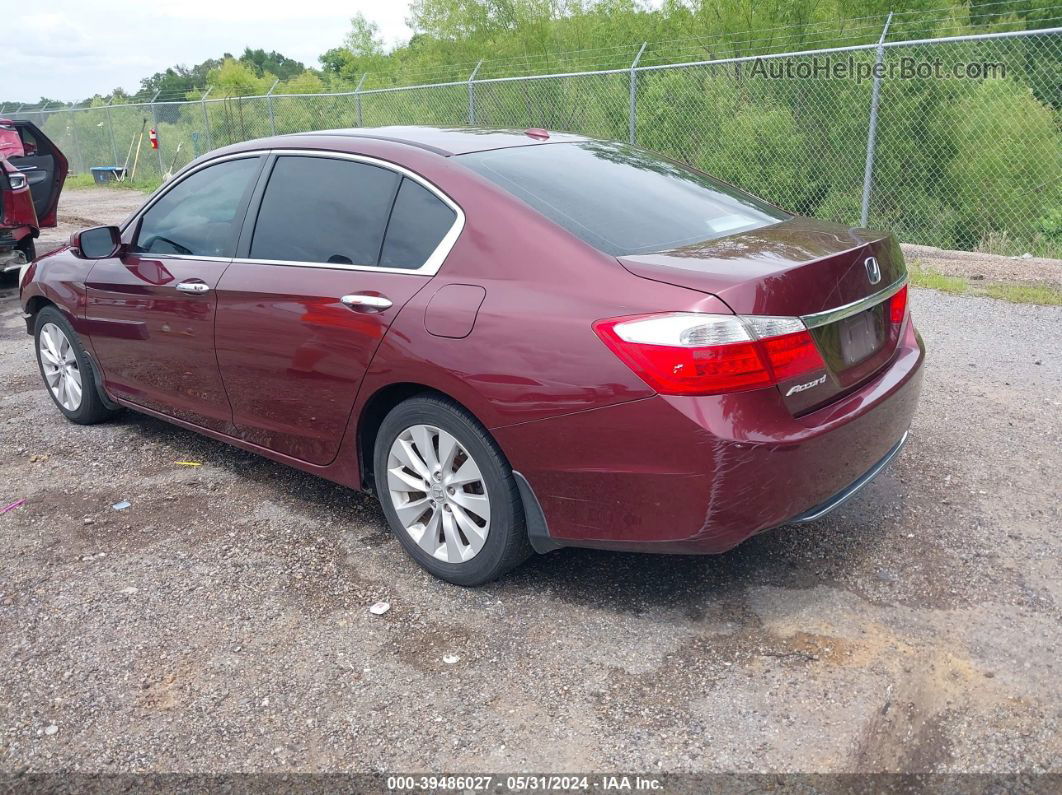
34 307 118 425
373 395 531 586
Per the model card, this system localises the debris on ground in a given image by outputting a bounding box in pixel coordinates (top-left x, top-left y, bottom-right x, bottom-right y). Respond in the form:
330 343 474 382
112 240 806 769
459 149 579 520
369 601 390 616
1 499 25 514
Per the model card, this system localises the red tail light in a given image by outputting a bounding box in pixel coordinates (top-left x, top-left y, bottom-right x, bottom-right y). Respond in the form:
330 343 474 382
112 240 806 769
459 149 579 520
593 313 826 396
889 284 909 325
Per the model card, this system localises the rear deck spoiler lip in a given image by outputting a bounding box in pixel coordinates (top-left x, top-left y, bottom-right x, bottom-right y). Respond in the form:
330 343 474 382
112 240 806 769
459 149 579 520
800 272 907 329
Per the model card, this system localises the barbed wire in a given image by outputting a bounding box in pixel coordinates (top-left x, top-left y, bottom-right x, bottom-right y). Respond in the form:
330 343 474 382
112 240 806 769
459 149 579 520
4 3 1058 109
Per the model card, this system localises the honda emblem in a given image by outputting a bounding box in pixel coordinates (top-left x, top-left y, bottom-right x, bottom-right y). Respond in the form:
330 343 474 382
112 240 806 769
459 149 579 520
864 256 882 285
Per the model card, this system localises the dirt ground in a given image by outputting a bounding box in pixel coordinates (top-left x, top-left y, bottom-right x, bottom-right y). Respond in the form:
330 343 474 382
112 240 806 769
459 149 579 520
1 189 1060 774
37 188 146 257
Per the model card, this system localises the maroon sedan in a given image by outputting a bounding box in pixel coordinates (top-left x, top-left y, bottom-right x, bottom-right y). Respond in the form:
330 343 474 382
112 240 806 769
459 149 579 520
19 127 923 585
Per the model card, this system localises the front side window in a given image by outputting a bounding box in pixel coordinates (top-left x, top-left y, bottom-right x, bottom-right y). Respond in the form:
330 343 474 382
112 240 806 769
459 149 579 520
250 156 401 266
459 141 789 256
135 157 260 257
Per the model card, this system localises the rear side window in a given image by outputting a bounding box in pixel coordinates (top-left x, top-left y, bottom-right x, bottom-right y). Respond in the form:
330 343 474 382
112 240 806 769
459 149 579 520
251 155 400 265
380 178 457 269
459 141 789 256
135 157 260 257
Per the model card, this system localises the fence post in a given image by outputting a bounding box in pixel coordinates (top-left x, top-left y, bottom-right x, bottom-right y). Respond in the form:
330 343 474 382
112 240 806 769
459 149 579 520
105 99 119 167
467 60 483 125
149 90 163 175
69 103 85 174
629 42 648 145
860 12 893 228
354 73 368 127
266 79 279 135
201 88 213 151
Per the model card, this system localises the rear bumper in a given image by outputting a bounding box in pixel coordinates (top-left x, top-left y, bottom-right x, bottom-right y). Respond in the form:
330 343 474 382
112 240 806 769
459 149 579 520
787 429 908 524
496 320 924 554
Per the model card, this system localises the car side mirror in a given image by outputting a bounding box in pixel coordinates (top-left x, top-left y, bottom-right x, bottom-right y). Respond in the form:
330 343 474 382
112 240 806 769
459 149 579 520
71 226 123 259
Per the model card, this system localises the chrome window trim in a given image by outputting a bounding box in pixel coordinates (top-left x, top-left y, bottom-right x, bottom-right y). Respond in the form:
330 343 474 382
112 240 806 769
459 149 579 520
249 149 464 276
225 256 437 276
800 273 907 329
122 148 465 276
129 254 233 264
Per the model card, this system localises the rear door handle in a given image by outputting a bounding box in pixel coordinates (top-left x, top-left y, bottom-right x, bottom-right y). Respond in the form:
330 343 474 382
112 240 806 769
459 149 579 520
176 281 211 294
341 294 392 312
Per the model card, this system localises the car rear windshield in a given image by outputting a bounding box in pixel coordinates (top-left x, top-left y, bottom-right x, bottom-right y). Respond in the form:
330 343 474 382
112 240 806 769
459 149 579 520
458 141 789 256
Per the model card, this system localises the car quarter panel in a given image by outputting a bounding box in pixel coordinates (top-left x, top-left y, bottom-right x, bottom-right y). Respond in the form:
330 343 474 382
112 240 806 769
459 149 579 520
491 321 925 551
281 136 717 427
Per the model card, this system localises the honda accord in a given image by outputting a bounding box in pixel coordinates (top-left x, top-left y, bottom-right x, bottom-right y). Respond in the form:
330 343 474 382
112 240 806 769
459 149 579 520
19 127 924 585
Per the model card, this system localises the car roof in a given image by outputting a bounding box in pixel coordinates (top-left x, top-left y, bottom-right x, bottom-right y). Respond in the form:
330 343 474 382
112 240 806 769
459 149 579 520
284 126 591 156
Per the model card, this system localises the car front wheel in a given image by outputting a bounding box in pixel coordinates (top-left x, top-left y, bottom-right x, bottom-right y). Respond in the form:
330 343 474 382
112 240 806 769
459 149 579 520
373 395 531 586
34 306 118 425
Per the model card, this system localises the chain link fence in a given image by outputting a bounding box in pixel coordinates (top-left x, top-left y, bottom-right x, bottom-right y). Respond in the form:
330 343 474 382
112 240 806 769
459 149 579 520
5 27 1060 257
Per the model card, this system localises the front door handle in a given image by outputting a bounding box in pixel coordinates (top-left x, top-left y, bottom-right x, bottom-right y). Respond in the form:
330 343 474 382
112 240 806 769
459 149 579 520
341 294 392 312
176 281 211 294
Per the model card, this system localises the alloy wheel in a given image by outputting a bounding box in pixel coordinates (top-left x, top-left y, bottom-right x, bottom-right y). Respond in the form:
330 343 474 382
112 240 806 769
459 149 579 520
38 322 83 412
386 424 491 563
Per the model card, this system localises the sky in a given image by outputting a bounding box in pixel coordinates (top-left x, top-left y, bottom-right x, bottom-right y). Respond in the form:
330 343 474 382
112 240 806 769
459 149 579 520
2 0 414 104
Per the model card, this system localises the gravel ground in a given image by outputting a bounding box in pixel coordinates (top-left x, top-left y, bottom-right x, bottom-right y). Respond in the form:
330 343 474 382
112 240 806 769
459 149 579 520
901 243 1062 288
0 190 1059 775
36 188 146 257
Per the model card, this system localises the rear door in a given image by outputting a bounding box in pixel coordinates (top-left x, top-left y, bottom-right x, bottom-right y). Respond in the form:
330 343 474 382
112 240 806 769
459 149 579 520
85 154 264 432
214 152 461 466
9 121 68 227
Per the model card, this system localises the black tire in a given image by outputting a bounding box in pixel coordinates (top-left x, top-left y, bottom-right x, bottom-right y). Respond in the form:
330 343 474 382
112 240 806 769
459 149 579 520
34 306 119 425
373 394 531 586
0 240 31 287
17 237 36 263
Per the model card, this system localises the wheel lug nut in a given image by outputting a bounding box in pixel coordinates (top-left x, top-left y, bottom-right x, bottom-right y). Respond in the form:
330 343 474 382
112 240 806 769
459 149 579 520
433 471 442 481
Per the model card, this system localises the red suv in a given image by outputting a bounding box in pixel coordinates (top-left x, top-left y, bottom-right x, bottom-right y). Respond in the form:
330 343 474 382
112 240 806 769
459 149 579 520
1 119 67 281
19 127 924 585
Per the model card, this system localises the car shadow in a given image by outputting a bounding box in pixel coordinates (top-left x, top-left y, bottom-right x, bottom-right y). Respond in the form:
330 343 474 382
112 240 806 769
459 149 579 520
115 410 897 616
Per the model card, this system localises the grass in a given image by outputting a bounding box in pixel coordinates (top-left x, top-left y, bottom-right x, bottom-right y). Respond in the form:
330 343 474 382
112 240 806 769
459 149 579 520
979 283 1062 306
909 267 969 295
909 260 1062 306
65 173 160 192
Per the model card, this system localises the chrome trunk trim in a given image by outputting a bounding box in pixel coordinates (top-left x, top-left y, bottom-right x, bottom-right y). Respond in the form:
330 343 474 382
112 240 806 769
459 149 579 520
800 274 907 329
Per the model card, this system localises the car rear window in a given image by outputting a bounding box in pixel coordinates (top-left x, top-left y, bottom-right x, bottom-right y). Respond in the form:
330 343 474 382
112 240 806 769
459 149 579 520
458 141 789 256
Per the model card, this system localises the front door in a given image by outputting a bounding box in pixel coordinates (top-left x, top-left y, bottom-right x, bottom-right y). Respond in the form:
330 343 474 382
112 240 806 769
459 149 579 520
85 155 263 432
215 153 461 465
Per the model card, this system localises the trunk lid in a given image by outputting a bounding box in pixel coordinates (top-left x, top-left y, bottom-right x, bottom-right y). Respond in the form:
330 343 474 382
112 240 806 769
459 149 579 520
618 217 908 412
